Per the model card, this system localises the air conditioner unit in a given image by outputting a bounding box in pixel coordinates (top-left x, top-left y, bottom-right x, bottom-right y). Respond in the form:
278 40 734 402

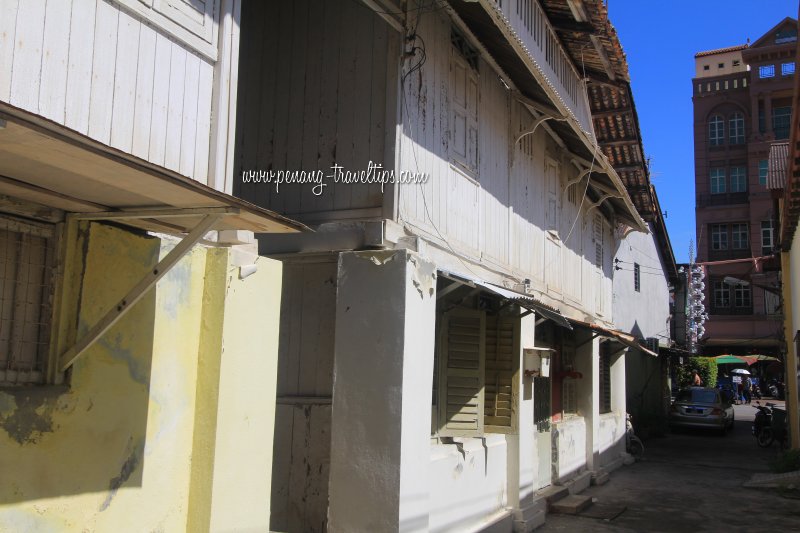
645 337 660 354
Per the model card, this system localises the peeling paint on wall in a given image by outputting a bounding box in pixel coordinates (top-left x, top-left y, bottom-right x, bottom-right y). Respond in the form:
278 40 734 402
0 387 72 445
354 250 397 266
408 254 436 299
100 438 143 511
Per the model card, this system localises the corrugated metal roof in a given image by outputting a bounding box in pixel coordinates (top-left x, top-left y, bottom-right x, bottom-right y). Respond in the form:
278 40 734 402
568 318 658 357
694 44 749 58
438 270 572 329
768 142 788 190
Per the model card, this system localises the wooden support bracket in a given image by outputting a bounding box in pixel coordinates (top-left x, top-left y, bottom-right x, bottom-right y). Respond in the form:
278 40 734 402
59 213 223 371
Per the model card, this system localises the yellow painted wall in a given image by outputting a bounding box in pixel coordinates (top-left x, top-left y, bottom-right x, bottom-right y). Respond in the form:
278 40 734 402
787 244 800 448
0 222 282 531
209 254 282 532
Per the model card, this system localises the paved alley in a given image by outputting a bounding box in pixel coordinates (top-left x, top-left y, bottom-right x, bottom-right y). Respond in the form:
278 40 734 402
540 402 800 532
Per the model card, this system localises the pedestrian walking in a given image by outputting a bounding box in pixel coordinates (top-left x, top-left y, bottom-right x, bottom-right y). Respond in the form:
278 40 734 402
743 375 752 404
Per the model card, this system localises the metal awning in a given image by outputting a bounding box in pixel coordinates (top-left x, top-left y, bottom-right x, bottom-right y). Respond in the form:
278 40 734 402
0 102 309 235
439 270 572 329
569 318 657 357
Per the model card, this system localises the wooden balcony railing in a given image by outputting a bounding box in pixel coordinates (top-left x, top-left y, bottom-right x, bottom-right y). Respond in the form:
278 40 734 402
484 0 593 134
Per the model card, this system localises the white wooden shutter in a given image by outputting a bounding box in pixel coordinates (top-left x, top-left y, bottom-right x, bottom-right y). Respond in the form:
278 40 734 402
439 309 485 436
484 314 519 433
450 47 479 173
154 0 219 43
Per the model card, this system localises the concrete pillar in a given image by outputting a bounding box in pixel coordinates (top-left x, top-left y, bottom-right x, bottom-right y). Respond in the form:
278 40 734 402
609 348 627 459
782 251 800 449
508 314 539 530
765 95 773 137
750 93 760 138
327 250 437 533
574 332 598 472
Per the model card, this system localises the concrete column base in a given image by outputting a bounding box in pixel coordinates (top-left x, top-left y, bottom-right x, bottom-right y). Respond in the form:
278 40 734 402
564 470 592 495
512 498 547 532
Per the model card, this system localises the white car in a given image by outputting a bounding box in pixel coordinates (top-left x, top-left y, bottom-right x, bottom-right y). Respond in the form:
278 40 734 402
669 387 735 435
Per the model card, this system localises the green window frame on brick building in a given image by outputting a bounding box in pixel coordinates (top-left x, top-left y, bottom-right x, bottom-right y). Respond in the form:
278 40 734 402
710 168 726 193
709 115 724 146
759 159 769 185
729 112 745 144
730 166 747 192
773 106 792 140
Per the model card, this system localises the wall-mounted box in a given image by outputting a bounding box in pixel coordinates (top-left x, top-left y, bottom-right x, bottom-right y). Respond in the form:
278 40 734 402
523 347 554 378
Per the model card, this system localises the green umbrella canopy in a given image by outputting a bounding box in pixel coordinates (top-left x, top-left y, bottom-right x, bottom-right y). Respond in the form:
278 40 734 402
713 355 748 365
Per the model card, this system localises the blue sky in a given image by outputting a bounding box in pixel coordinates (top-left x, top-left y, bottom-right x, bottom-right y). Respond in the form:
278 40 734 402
606 1 797 263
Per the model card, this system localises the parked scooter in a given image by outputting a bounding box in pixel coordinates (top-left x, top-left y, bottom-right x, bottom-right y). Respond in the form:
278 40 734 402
767 379 785 400
752 402 773 444
752 402 788 449
751 383 762 400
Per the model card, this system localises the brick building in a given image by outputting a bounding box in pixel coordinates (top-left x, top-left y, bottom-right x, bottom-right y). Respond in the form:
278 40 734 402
692 18 797 357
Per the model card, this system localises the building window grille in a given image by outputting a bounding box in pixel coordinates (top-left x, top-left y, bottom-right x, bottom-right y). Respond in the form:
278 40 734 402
710 168 726 194
0 216 57 386
759 64 775 78
734 285 751 308
599 349 611 414
761 220 774 255
731 223 749 250
773 106 792 140
711 224 728 250
730 166 747 192
729 113 745 144
634 263 640 292
759 159 769 185
708 115 724 146
782 62 795 76
713 281 730 308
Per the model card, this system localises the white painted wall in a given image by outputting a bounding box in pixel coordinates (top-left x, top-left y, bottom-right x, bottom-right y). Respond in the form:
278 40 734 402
428 436 509 533
553 417 586 480
328 250 437 533
0 0 228 188
397 9 615 320
612 223 671 342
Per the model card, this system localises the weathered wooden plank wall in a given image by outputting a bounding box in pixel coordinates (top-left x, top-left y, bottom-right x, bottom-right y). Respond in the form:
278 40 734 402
270 259 337 533
398 9 614 316
233 0 392 223
0 0 215 185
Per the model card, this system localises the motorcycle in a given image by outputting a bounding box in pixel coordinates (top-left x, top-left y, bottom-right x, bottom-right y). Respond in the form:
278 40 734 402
767 379 785 400
751 383 762 400
752 402 772 445
752 402 788 449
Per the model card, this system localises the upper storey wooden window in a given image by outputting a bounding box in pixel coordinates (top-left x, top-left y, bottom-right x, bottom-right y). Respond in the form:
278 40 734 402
450 30 479 176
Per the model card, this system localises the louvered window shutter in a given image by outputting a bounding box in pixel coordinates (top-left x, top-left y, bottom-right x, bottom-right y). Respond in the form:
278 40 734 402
439 309 485 437
484 314 519 433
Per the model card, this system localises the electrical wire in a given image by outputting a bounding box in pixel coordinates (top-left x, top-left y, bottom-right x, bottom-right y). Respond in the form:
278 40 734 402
399 18 485 280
